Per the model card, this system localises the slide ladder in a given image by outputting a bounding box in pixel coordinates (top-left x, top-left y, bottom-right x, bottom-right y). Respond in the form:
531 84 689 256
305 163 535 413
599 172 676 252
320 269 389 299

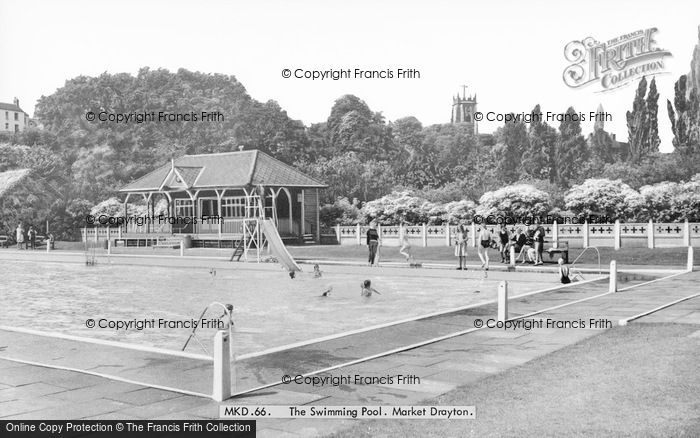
229 238 245 262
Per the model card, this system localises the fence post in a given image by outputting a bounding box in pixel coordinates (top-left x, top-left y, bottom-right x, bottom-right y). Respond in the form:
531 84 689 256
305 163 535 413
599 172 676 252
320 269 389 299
118 224 122 240
356 223 361 246
335 224 341 243
107 239 111 255
684 219 691 247
378 224 382 243
509 245 516 267
422 224 428 247
609 260 617 293
180 240 184 257
498 281 508 322
688 247 694 272
647 219 654 249
552 220 559 248
445 224 451 247
212 330 232 402
614 219 621 250
583 221 589 248
94 226 98 244
470 222 477 248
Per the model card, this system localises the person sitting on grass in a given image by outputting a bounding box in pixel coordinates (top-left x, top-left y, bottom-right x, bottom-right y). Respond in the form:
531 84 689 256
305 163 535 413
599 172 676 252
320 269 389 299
360 279 381 297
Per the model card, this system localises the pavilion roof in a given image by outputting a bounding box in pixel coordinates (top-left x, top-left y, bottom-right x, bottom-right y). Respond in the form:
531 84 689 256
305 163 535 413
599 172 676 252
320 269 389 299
119 150 326 192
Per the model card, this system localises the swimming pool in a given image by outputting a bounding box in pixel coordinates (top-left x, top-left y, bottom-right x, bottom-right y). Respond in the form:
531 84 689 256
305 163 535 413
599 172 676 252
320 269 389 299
0 258 571 356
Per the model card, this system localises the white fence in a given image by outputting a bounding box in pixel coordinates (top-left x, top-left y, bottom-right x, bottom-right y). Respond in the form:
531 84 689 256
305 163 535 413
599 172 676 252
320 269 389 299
334 220 700 249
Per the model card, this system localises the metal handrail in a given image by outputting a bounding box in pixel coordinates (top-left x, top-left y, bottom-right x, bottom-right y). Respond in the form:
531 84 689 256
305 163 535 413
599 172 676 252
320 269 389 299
570 246 602 275
182 301 234 356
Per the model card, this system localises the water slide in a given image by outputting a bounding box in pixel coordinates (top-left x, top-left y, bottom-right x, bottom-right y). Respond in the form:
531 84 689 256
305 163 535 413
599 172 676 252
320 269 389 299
260 219 301 272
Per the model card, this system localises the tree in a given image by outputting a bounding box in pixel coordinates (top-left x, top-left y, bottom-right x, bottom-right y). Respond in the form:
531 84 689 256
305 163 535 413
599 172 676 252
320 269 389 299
555 107 588 187
646 77 660 154
626 77 660 162
325 95 394 160
667 75 700 156
494 116 528 184
588 126 618 165
522 104 558 181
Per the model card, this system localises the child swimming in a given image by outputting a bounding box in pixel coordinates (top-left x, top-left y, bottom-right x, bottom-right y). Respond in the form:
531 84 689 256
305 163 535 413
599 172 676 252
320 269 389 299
313 264 323 278
360 279 381 297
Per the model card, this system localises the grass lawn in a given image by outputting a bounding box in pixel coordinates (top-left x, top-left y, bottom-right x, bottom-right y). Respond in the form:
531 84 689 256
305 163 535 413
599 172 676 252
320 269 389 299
288 245 698 268
326 323 700 438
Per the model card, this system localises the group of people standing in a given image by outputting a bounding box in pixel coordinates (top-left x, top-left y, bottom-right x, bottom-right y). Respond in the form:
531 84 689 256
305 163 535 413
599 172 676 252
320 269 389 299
15 223 38 250
455 223 547 269
365 222 547 269
364 221 572 283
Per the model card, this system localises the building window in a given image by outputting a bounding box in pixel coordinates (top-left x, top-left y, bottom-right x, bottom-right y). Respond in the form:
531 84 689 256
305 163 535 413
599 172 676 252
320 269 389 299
200 199 219 217
4 123 7 130
14 113 18 121
174 199 194 218
4 111 7 119
222 197 246 217
14 125 19 132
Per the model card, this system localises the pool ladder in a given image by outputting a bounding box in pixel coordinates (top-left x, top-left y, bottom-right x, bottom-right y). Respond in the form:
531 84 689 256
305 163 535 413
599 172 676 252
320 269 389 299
181 302 234 356
569 246 602 281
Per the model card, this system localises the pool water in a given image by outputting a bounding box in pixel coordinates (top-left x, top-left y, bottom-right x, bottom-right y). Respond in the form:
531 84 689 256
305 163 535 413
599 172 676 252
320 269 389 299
0 260 564 356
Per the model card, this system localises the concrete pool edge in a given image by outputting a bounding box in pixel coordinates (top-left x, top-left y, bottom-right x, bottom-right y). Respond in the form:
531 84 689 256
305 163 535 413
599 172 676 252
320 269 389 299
0 325 213 361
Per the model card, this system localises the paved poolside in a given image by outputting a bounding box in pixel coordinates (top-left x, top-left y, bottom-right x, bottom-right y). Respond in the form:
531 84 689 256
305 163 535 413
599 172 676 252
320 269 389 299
0 262 697 437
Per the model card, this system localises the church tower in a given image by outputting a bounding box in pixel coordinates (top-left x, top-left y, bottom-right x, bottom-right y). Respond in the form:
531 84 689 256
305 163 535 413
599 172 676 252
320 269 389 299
451 85 478 134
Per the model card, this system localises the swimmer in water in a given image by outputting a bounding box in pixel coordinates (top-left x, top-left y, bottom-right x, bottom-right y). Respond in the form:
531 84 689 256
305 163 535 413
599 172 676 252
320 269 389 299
313 264 323 278
320 286 333 297
360 279 381 297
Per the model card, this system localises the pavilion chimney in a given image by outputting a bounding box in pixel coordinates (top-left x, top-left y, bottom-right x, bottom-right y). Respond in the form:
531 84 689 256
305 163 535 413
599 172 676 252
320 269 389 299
13 97 19 106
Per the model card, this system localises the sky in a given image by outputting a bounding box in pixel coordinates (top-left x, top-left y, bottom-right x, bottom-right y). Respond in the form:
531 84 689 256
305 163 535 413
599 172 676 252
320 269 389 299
1 0 699 152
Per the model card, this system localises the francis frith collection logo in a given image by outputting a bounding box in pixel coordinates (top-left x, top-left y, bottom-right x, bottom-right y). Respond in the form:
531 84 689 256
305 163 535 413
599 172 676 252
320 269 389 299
563 27 672 92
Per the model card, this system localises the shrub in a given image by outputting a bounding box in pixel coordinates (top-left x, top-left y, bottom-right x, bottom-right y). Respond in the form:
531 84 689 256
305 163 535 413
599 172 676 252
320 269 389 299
360 191 434 225
564 178 642 220
319 197 361 227
476 184 551 222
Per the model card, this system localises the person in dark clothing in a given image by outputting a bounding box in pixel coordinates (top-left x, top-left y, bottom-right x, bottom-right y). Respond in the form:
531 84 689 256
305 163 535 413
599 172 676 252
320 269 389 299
366 223 380 266
28 226 36 250
533 223 546 265
558 258 571 284
498 224 510 263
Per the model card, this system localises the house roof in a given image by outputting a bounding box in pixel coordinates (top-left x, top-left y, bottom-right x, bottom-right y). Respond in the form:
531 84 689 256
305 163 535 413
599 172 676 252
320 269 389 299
0 169 32 198
0 102 27 114
120 150 326 192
